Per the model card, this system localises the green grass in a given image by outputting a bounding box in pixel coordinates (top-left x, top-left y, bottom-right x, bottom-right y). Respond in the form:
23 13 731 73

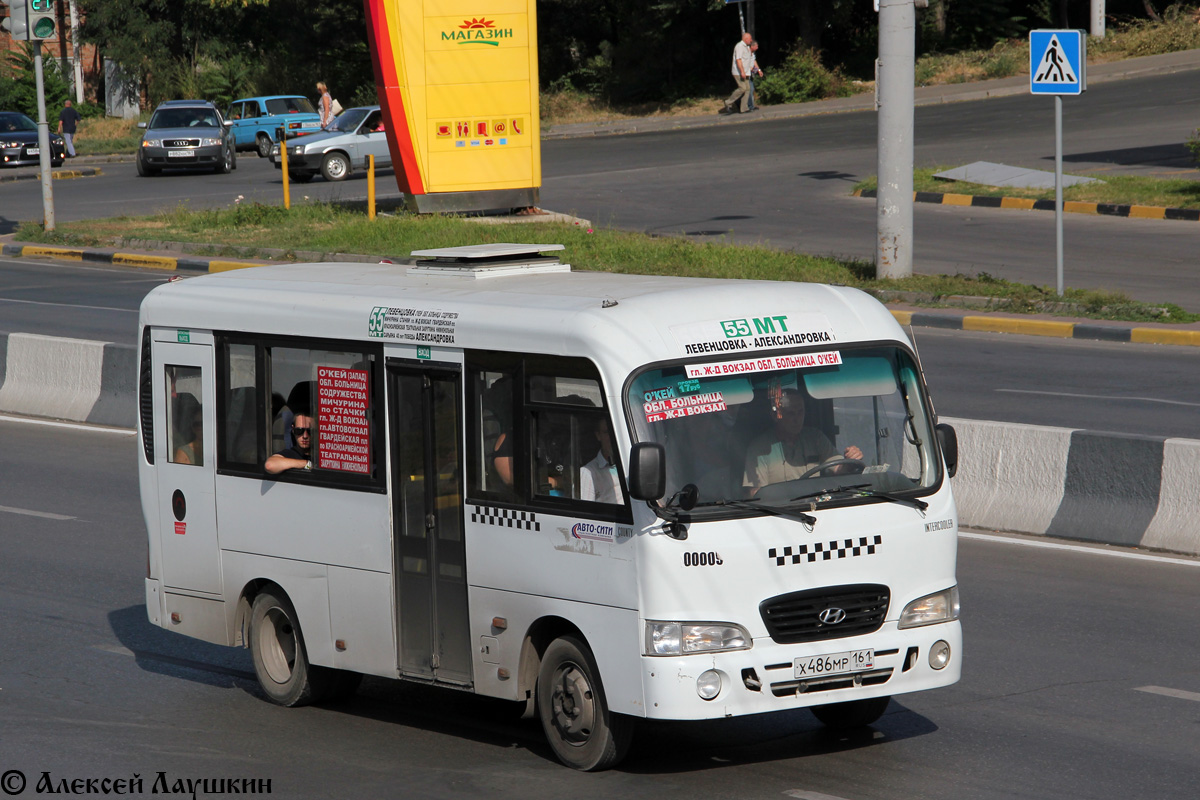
18 201 1200 324
855 168 1200 210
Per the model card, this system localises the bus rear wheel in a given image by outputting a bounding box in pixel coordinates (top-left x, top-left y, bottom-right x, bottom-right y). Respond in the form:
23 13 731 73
537 635 633 771
249 588 331 706
811 696 891 730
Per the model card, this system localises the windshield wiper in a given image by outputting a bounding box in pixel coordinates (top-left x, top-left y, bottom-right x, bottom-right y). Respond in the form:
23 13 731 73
792 483 929 513
696 497 817 526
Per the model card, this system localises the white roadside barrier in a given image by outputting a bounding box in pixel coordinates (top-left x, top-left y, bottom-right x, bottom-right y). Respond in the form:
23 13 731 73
0 334 1196 556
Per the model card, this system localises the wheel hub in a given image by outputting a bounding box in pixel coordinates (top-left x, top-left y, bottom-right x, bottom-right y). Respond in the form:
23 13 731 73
550 663 595 745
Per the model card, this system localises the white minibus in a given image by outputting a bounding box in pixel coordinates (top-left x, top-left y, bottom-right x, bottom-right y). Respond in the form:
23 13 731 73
139 243 961 770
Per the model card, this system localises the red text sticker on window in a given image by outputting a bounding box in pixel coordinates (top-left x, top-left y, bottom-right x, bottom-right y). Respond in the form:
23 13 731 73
317 367 371 474
644 392 727 423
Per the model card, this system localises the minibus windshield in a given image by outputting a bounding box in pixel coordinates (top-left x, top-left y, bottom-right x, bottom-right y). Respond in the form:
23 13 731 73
626 345 941 511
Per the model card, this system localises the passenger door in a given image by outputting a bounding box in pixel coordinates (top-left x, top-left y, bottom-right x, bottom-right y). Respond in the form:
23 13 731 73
388 361 471 686
152 335 221 596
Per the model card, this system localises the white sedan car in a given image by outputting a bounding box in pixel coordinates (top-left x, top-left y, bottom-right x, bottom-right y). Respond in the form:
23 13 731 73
270 105 391 182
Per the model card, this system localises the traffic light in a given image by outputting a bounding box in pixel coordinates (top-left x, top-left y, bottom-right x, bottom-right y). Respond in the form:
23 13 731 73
1 0 29 39
27 0 53 40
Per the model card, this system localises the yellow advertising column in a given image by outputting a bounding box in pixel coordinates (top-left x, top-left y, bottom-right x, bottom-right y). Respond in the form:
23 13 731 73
364 0 541 213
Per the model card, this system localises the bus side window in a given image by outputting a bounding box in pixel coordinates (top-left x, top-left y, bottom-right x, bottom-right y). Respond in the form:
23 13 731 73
167 365 203 467
473 369 517 500
222 342 259 467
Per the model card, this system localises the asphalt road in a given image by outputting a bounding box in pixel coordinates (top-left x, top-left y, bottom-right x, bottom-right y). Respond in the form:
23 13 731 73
2 69 1198 310
1 418 1198 799
3 257 1199 440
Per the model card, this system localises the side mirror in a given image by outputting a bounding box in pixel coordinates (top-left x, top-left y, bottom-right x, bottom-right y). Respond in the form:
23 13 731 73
137 122 147 129
628 442 666 501
936 423 958 479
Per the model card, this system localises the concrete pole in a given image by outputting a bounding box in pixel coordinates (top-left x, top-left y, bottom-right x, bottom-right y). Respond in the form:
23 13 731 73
876 0 915 279
1090 0 1105 38
34 46 56 231
68 0 83 102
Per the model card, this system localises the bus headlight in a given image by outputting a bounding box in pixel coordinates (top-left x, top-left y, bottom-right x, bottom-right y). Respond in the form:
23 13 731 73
898 586 960 629
645 622 751 656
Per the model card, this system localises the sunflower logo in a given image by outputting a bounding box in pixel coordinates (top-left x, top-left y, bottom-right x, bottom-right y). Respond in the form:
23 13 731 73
459 18 495 29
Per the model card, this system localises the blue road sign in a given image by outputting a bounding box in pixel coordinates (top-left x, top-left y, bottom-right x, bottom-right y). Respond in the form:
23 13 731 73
1030 29 1086 95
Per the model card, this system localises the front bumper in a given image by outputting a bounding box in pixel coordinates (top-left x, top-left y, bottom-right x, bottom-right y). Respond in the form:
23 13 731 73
1 144 64 166
269 143 321 169
139 144 225 169
637 620 962 720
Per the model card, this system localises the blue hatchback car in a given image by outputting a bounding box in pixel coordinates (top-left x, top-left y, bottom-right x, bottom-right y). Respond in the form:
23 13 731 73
225 95 324 158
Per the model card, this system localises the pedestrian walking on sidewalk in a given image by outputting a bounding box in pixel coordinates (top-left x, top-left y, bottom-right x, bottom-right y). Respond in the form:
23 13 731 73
57 99 82 158
721 32 754 115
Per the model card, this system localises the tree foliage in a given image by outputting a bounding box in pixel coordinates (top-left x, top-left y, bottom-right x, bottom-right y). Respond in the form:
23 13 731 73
69 0 1185 111
0 42 72 119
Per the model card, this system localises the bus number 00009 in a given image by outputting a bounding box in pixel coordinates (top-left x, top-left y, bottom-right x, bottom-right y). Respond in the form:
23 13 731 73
683 552 723 567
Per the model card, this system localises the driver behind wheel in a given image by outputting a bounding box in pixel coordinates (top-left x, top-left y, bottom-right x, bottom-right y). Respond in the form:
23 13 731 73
743 381 863 494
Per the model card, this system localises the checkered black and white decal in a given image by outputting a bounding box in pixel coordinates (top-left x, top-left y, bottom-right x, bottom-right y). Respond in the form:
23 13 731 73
769 535 882 565
471 505 540 531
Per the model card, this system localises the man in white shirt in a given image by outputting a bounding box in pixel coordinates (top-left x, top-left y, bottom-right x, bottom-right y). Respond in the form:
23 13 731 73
579 425 622 503
722 32 755 114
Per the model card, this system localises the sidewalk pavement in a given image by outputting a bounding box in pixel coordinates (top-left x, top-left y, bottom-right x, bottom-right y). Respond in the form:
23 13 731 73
542 47 1200 139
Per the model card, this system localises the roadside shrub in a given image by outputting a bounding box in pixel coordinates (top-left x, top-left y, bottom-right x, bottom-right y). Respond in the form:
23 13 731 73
1187 128 1200 167
755 47 850 105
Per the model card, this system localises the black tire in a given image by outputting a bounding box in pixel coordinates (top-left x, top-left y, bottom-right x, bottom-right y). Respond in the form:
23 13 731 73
537 636 633 771
811 696 891 730
321 151 350 182
249 588 332 707
215 146 235 174
255 134 273 158
289 171 315 184
136 155 158 177
51 159 63 168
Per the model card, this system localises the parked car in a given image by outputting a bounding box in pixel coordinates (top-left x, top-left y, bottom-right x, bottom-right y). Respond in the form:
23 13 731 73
270 105 390 182
0 111 66 168
226 95 324 158
136 100 236 177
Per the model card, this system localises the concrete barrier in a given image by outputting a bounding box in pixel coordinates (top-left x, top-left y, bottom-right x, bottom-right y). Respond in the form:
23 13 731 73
0 332 136 428
0 333 1196 556
945 417 1200 557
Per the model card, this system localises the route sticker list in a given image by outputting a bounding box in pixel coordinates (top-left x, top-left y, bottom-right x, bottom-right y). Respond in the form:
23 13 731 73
368 306 459 344
317 367 370 474
686 350 842 378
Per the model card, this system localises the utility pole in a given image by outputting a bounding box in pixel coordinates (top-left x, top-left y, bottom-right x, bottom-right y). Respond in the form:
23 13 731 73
875 0 917 279
1090 0 1105 38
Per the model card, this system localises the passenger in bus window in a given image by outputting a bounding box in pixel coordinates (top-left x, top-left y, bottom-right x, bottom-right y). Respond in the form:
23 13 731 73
579 423 621 503
173 402 204 466
265 412 314 473
744 387 862 492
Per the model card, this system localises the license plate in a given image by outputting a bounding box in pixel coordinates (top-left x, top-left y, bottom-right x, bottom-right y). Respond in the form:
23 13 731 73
794 649 874 679
167 149 193 158
26 148 39 156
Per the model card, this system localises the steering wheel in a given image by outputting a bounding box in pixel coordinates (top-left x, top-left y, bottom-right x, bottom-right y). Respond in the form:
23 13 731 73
797 458 866 480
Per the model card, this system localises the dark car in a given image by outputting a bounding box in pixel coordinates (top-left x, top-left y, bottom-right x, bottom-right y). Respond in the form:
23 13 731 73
136 100 236 176
0 111 66 168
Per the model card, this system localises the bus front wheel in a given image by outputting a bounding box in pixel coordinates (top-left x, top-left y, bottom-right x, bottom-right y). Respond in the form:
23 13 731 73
536 635 633 771
249 588 331 706
811 696 891 730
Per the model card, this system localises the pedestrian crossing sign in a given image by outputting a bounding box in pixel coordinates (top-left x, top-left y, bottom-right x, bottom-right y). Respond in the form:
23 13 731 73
1029 29 1086 95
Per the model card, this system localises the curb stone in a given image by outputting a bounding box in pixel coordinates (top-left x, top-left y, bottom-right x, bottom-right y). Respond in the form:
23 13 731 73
854 188 1200 223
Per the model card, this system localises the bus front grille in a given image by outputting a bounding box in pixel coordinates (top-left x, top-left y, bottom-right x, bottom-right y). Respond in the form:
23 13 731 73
759 584 890 644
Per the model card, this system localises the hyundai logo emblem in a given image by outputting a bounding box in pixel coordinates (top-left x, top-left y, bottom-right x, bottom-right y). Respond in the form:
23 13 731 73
818 607 847 625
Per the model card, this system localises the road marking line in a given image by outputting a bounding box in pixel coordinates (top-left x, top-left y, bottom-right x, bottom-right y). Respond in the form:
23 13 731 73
1134 686 1200 703
0 414 135 434
995 388 1200 408
94 644 136 657
960 531 1200 567
784 791 855 800
0 296 138 313
0 504 75 521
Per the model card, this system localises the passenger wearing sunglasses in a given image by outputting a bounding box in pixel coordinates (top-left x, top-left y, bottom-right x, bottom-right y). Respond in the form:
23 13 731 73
266 413 315 474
